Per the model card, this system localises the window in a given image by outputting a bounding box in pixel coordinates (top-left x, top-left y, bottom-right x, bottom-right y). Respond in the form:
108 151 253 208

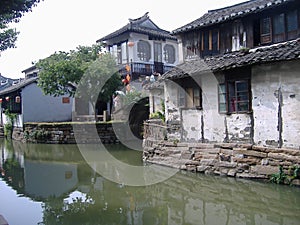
201 29 219 56
259 10 299 45
261 17 272 44
1 95 21 114
228 80 250 113
178 84 202 109
287 10 298 40
117 45 122 64
273 13 285 43
218 84 227 113
137 40 151 61
164 44 176 64
218 80 250 113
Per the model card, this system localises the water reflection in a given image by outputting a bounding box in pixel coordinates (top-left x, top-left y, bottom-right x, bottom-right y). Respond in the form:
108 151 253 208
0 139 299 225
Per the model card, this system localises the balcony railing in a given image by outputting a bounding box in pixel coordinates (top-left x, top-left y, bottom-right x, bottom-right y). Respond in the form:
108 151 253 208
119 62 174 79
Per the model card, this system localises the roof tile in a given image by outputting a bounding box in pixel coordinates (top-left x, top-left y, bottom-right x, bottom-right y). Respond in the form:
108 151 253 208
173 0 294 34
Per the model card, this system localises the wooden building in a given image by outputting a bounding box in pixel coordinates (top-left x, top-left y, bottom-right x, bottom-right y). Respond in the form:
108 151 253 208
97 12 178 81
151 0 300 149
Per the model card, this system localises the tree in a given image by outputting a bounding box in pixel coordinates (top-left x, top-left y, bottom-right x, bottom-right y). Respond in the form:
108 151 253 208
36 44 102 97
0 0 42 52
37 45 122 109
76 53 122 109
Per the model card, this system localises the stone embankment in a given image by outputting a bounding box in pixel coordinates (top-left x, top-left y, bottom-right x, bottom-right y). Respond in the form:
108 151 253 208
143 121 300 185
143 140 300 185
13 122 123 144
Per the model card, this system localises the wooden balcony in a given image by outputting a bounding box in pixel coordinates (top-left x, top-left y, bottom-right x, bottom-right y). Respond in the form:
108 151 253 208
119 62 174 80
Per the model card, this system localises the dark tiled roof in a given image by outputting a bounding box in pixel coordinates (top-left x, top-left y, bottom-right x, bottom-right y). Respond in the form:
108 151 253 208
97 13 176 42
0 77 38 95
163 39 300 79
163 59 211 80
173 0 294 34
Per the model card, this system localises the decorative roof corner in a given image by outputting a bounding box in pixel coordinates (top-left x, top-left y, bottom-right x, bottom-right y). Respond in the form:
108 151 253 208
97 12 176 43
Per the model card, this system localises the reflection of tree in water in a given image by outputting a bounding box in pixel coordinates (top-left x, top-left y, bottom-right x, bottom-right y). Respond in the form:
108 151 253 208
41 181 167 225
1 139 300 225
0 141 25 195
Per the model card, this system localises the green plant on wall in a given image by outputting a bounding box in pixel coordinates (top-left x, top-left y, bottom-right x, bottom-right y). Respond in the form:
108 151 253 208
4 109 17 139
149 100 165 122
270 165 300 185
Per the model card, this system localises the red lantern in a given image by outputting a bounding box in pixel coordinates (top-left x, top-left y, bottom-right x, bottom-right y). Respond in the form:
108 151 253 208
0 98 2 103
15 96 21 103
5 96 9 101
128 41 134 47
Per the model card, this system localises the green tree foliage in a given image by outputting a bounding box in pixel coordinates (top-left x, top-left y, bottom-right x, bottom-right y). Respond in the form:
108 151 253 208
0 0 42 52
36 44 102 97
37 45 121 107
77 53 122 107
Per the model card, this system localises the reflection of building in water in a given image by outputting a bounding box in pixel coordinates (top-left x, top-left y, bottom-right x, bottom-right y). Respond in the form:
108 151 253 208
24 160 78 199
1 139 299 225
145 172 300 225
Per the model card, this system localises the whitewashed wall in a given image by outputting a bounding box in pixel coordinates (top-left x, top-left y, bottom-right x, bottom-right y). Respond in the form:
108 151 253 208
252 61 300 148
22 83 73 123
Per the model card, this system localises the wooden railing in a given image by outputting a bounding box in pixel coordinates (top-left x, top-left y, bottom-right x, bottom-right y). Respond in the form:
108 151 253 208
120 63 174 77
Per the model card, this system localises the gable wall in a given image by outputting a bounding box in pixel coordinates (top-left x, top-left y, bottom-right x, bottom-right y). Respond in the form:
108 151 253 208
22 83 73 123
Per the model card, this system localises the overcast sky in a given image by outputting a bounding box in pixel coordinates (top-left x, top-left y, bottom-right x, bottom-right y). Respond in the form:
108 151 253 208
0 0 246 79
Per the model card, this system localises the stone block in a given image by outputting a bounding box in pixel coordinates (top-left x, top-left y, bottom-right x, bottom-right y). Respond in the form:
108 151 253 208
251 165 279 175
185 160 201 166
220 149 233 155
291 179 300 186
268 152 299 163
181 153 192 160
216 161 237 168
252 145 270 152
197 165 210 172
219 168 229 176
176 142 188 147
268 160 293 167
232 157 259 165
228 169 237 177
200 159 218 166
236 172 267 179
186 165 197 172
233 149 267 158
189 143 215 149
261 158 269 166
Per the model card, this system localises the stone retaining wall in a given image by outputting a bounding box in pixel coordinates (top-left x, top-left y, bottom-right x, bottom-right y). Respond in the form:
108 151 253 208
143 129 300 185
15 123 122 144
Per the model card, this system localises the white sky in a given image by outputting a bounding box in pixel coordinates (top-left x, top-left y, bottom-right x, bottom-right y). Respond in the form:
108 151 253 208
0 0 246 79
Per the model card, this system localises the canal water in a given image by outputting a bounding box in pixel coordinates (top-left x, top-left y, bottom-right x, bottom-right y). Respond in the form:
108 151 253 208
0 139 299 225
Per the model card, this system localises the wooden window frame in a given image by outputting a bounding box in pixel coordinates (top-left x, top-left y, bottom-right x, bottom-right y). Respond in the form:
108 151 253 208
201 29 219 56
164 44 176 64
137 40 151 62
273 13 286 43
260 17 272 44
286 10 299 40
178 85 202 109
218 79 251 114
117 45 122 64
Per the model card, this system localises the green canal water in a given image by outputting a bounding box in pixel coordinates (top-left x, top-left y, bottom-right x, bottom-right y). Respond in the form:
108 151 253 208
0 139 299 225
